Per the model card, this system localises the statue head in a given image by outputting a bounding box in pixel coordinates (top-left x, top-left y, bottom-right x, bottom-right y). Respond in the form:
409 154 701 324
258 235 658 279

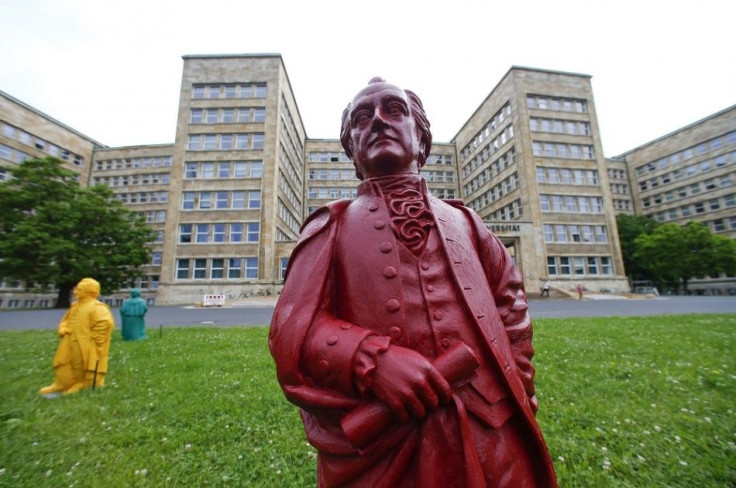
73 278 101 300
130 288 141 298
340 77 432 180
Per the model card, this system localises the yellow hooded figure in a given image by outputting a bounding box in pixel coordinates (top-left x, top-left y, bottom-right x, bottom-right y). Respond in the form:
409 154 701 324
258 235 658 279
40 278 115 395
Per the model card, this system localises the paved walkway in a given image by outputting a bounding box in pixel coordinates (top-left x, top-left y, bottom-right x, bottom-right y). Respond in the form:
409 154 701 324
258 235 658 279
0 295 734 331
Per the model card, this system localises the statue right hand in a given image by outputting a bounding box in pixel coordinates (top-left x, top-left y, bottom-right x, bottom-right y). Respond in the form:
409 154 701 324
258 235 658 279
58 327 72 337
370 345 451 422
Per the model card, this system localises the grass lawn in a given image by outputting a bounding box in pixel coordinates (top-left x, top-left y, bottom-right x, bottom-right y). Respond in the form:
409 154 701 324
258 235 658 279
0 314 734 487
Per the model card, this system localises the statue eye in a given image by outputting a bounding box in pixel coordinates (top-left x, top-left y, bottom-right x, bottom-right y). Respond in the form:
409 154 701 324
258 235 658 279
387 102 406 115
352 109 371 125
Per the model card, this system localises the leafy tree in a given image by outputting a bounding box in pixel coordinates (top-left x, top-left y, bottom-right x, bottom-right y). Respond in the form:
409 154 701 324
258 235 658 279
0 157 155 308
616 214 659 281
634 221 736 293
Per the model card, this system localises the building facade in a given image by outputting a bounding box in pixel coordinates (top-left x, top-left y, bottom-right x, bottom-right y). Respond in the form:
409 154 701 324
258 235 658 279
1 55 734 307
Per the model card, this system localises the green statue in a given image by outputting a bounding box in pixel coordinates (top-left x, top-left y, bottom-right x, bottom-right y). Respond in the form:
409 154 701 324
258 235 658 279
120 288 147 341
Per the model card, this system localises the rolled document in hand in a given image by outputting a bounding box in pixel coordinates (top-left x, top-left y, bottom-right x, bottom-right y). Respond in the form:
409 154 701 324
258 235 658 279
341 342 480 449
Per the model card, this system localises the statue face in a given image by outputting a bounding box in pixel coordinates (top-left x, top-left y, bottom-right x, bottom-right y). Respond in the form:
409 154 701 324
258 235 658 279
348 83 422 179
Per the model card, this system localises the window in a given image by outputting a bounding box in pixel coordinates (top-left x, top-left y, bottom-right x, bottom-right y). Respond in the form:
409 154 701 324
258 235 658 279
199 192 212 210
543 224 554 242
254 108 266 123
190 109 203 124
188 135 201 150
246 222 260 242
238 108 251 123
229 223 243 242
252 133 264 149
218 162 230 178
236 134 249 149
248 191 261 209
208 86 220 99
196 224 209 243
211 259 224 279
559 257 571 275
573 257 585 275
232 191 245 209
202 162 215 178
182 192 195 210
555 225 568 242
213 223 226 243
254 84 267 98
228 258 242 278
570 225 581 242
193 86 204 99
179 224 192 243
601 257 612 275
595 226 608 243
587 257 598 275
280 257 289 280
223 108 234 123
245 257 258 278
206 109 218 124
220 134 233 150
152 252 162 265
176 259 190 279
194 259 207 279
547 257 557 275
216 192 228 209
204 135 216 150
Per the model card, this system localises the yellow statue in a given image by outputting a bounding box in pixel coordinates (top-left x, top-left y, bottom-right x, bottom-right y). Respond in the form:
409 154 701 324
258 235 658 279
39 278 114 396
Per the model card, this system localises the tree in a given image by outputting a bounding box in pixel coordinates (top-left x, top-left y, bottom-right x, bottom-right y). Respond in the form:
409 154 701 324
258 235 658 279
634 221 736 293
616 214 659 282
0 157 155 308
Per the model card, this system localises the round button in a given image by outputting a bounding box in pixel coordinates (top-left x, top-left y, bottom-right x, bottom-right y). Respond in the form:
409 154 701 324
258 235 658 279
326 335 339 346
368 203 379 212
433 311 444 321
441 338 451 349
374 220 386 230
420 262 430 271
318 359 331 375
386 299 401 312
339 323 352 330
426 284 435 292
388 326 401 339
379 242 393 253
383 266 397 278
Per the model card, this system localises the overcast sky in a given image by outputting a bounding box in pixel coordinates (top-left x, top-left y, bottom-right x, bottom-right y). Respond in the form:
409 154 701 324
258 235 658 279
1 0 733 157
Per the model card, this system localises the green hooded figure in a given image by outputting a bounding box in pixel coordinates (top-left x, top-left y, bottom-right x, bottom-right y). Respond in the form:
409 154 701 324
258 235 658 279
120 289 147 341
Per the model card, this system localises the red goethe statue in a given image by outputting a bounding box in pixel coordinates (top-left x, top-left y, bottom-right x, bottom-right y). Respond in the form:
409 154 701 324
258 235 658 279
269 78 557 487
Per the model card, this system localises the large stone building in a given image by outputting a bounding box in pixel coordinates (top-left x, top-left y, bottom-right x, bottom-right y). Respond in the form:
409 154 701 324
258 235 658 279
1 54 733 307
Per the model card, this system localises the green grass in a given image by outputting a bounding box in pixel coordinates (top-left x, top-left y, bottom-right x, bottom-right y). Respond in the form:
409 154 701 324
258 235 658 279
1 315 734 487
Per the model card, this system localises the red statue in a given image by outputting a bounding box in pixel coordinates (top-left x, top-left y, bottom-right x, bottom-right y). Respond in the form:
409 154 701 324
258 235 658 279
269 78 557 487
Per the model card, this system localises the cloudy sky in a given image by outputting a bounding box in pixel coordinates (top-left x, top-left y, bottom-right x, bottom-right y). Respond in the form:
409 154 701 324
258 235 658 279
1 0 733 156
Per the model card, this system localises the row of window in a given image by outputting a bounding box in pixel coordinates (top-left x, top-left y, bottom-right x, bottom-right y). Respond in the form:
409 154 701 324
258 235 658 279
182 190 261 210
429 188 457 199
0 298 52 308
94 156 172 171
423 170 456 182
426 154 455 165
176 257 259 280
278 199 301 235
637 151 735 192
468 172 520 210
1 143 33 164
485 198 522 221
540 195 604 213
278 171 302 211
308 187 358 199
543 224 608 244
634 131 736 177
647 193 736 223
276 227 295 242
532 141 595 160
2 123 84 165
179 222 260 244
280 144 303 188
185 160 263 179
309 151 351 163
460 103 512 158
706 216 736 233
526 95 588 114
536 167 599 185
642 173 733 207
190 107 265 125
192 83 267 100
608 168 627 180
92 172 171 187
114 191 168 205
611 183 629 195
463 147 517 193
529 117 591 136
613 199 633 211
308 168 357 181
138 210 167 223
461 125 515 169
547 256 612 276
187 133 264 151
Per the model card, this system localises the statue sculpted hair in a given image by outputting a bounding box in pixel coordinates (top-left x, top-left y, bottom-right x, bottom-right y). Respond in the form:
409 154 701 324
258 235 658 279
340 77 432 172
